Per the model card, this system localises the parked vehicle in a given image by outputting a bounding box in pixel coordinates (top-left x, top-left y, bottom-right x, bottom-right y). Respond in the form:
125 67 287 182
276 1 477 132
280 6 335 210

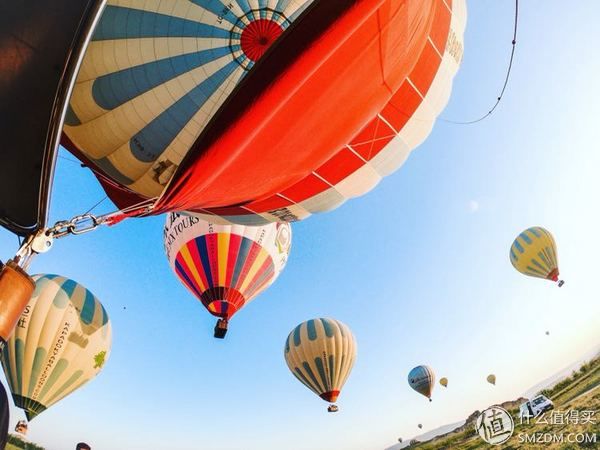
519 395 554 418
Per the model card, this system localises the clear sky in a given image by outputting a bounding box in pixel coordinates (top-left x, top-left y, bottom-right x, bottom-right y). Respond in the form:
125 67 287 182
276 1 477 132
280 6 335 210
1 1 600 449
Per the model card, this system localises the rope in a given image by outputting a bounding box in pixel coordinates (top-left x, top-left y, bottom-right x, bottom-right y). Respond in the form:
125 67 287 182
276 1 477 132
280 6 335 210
83 196 108 215
441 0 519 125
57 155 83 165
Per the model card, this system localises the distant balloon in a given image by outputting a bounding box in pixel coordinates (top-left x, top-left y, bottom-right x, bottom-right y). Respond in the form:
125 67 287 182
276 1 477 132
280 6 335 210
398 437 403 443
440 377 448 388
487 374 496 386
408 365 435 401
284 318 356 412
164 213 291 337
0 275 112 420
510 227 564 287
545 331 550 336
418 424 423 429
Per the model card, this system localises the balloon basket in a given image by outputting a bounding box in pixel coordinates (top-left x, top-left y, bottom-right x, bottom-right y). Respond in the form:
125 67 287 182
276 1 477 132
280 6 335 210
214 319 228 339
0 260 34 344
557 280 564 287
327 404 339 413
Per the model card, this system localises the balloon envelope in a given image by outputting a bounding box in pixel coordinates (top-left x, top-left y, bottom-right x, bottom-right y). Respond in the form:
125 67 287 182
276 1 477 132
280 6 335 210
487 374 496 385
408 365 435 400
0 275 112 420
62 0 466 225
510 227 562 284
164 213 291 320
284 318 356 406
440 377 448 387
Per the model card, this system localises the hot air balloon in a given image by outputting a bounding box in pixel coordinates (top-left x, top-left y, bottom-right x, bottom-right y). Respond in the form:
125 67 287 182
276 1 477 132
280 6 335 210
440 377 448 388
0 0 466 340
398 437 403 443
0 275 112 420
284 318 356 412
487 374 496 386
545 331 550 336
164 213 291 338
510 227 564 287
418 424 423 429
57 0 467 227
408 365 435 401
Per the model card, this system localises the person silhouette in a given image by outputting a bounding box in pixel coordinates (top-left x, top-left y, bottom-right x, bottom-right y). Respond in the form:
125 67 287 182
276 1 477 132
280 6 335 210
1 382 8 450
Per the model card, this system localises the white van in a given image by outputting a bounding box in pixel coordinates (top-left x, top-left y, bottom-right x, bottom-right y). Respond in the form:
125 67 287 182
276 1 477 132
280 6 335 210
519 394 554 418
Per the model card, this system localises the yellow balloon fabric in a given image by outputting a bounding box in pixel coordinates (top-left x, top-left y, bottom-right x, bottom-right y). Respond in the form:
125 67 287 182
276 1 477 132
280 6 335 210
510 227 561 283
440 377 448 387
487 374 496 385
284 318 356 407
0 275 112 420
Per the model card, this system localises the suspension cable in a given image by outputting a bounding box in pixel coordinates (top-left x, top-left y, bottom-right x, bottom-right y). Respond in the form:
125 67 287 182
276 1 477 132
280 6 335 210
441 0 519 125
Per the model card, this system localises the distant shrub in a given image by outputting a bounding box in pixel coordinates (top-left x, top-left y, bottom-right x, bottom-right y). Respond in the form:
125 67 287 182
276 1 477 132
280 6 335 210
543 355 600 398
6 434 45 450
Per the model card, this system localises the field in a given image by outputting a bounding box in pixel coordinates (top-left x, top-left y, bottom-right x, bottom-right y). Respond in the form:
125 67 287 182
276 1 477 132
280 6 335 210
5 436 44 450
405 356 600 449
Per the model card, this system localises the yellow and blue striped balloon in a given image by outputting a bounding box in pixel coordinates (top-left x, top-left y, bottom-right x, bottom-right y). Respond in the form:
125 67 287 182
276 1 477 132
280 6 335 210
510 227 563 286
284 318 356 412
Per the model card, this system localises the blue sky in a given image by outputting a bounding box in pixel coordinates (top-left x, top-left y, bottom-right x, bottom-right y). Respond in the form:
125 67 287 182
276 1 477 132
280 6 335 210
1 1 600 449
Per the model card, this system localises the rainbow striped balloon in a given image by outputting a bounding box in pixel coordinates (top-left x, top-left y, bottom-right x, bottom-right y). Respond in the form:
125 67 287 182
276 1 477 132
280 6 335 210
510 227 563 286
284 318 356 410
164 213 291 320
0 275 112 420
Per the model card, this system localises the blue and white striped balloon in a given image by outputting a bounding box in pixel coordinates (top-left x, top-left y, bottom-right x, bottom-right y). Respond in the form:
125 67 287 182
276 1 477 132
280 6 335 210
64 0 315 199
